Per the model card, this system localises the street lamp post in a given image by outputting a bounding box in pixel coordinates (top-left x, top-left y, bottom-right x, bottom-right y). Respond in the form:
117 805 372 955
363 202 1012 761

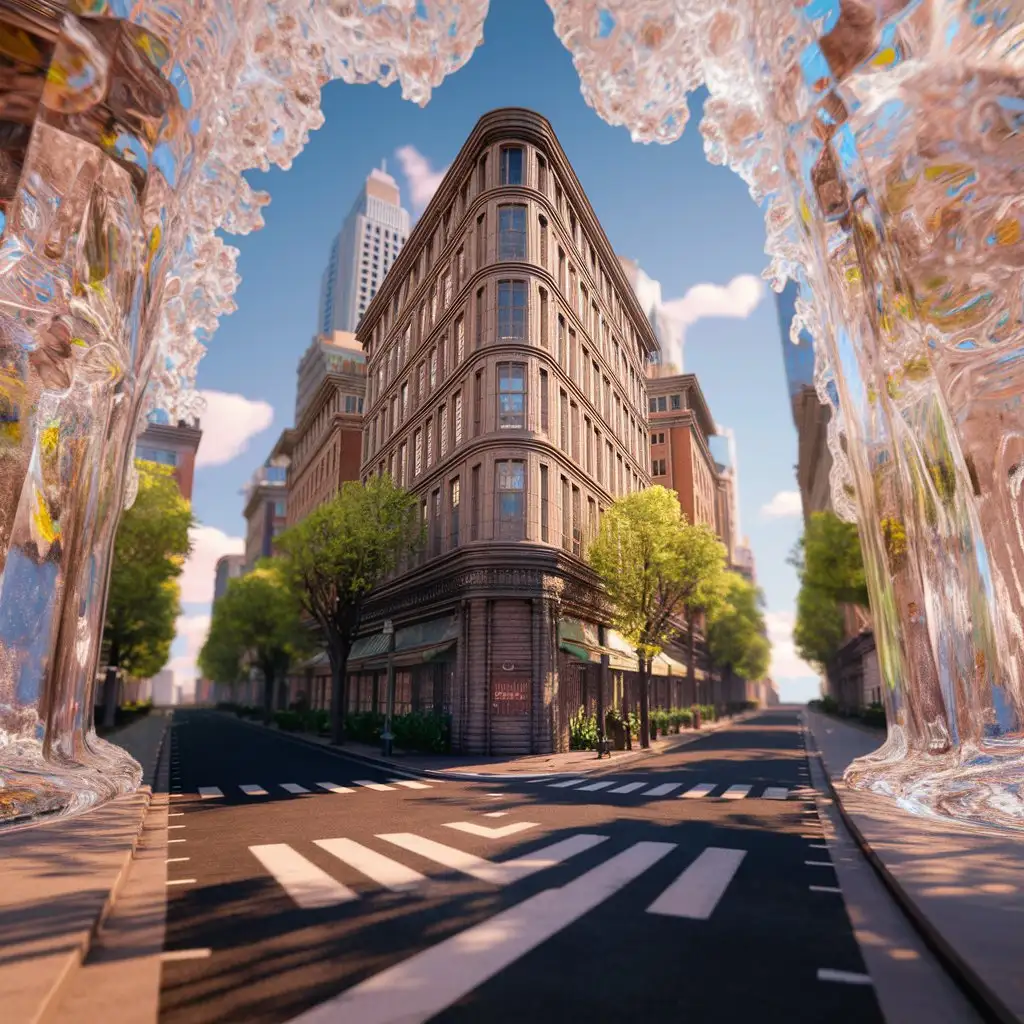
381 620 396 757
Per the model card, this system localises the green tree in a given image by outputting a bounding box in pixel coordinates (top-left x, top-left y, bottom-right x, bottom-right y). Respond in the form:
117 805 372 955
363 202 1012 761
792 510 869 607
588 486 727 748
707 573 772 689
274 476 423 745
198 562 306 723
792 581 846 670
101 461 193 724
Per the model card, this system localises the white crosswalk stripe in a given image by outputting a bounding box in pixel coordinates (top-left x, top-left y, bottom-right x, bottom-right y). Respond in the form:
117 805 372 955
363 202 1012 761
762 787 789 800
389 779 433 789
317 782 355 794
548 778 586 788
354 780 394 792
609 782 645 794
197 787 223 799
721 785 751 800
576 780 616 792
315 838 426 892
250 844 356 908
647 847 747 920
239 784 268 797
194 778 440 798
681 783 716 799
643 782 683 797
280 783 310 794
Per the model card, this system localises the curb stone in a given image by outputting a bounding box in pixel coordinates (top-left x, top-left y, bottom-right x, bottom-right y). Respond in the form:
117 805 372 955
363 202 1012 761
801 710 1018 1024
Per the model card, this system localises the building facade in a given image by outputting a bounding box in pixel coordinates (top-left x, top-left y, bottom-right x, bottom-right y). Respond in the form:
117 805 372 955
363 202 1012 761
135 412 203 501
213 553 245 603
325 109 660 754
242 460 288 571
273 332 367 527
318 166 412 335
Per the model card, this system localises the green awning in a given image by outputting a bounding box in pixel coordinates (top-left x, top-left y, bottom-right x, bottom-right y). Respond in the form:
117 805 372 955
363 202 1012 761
348 633 392 661
559 641 593 662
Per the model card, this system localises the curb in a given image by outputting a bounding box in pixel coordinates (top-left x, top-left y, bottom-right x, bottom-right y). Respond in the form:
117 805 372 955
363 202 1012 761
802 711 1019 1024
213 707 756 782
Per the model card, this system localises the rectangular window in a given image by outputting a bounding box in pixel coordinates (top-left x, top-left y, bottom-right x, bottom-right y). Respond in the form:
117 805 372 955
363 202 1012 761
440 404 449 457
497 362 527 429
454 391 463 445
569 329 577 378
431 488 441 556
475 287 484 348
414 429 423 477
595 430 602 483
478 153 488 193
429 348 437 389
558 248 566 294
476 213 486 268
671 393 682 410
617 453 624 495
539 216 548 270
559 389 569 453
400 383 408 421
417 362 426 406
471 463 481 540
443 272 452 309
426 417 434 466
389 450 396 480
473 370 483 435
496 460 526 541
649 397 657 414
497 280 527 341
571 401 580 462
557 315 566 367
588 497 598 545
450 477 461 547
572 485 582 556
540 369 549 434
539 288 549 350
430 286 437 324
540 464 549 543
657 396 667 412
537 155 547 194
584 416 592 473
456 247 465 287
592 361 600 401
606 440 614 488
498 205 527 260
561 475 571 552
500 145 523 185
399 442 408 486
456 315 465 363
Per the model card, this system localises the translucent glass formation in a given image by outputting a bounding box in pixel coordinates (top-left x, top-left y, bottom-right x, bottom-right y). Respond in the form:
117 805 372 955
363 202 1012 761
2 0 1022 832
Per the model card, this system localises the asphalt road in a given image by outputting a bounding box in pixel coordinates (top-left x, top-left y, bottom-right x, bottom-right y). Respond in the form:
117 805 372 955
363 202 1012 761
160 708 883 1024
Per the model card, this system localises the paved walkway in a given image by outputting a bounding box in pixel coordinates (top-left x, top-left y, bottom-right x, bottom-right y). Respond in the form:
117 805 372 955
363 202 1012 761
805 709 1024 1023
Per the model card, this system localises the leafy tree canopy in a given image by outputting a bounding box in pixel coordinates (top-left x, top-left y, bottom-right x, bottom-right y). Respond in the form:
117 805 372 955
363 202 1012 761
274 475 424 743
707 572 771 681
198 561 308 721
792 581 846 669
588 486 727 661
104 461 193 679
790 510 869 607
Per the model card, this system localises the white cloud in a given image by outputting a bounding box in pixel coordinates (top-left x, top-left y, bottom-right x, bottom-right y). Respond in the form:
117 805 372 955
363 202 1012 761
168 611 212 694
764 610 819 681
179 525 244 605
195 390 274 468
394 145 448 212
623 262 765 369
761 490 803 518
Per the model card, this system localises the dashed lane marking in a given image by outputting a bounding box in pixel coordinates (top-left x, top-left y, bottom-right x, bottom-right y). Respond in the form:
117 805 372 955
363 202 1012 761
250 844 357 908
315 838 426 892
647 847 747 920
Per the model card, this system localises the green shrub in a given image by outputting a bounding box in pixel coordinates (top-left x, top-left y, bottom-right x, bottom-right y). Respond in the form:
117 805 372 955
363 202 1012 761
861 703 886 729
345 711 385 743
668 708 693 731
650 709 670 738
274 710 303 732
569 707 598 750
392 711 451 753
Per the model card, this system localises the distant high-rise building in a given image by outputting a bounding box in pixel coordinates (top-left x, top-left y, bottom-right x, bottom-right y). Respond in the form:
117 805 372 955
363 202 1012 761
318 165 412 334
242 459 288 571
213 553 245 603
135 409 203 501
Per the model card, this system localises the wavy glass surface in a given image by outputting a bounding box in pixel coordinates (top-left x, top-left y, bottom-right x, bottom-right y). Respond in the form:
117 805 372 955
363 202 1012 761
2 0 1022 831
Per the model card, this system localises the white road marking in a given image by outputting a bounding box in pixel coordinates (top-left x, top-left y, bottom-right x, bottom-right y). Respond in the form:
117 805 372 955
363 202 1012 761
443 821 537 840
168 839 187 844
577 780 615 792
762 787 789 800
389 779 432 790
808 843 829 849
161 948 212 962
317 782 356 794
168 825 186 830
810 885 842 893
378 832 606 886
167 857 190 863
817 968 872 985
721 785 751 800
170 794 183 798
290 841 675 1024
280 783 310 794
354 780 394 792
643 782 682 797
647 847 747 920
681 783 716 799
169 813 184 817
610 782 645 794
166 879 196 886
239 785 268 797
198 787 223 799
548 778 586 788
315 838 426 892
250 844 357 908
806 860 834 867
483 811 508 817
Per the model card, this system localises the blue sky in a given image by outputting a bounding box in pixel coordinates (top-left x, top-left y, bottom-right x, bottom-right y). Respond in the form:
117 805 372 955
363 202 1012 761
171 0 820 703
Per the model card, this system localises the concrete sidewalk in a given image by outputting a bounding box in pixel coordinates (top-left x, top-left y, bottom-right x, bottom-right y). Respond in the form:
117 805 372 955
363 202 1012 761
0 710 171 1024
228 709 752 780
805 708 1024 1024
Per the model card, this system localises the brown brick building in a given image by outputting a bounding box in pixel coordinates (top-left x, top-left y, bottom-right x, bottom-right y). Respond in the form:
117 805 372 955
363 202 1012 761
135 415 203 501
338 109 660 754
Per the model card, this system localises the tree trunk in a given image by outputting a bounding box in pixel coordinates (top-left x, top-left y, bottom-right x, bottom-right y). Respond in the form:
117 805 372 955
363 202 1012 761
329 648 349 746
101 641 120 729
637 651 651 749
686 610 697 707
262 667 275 725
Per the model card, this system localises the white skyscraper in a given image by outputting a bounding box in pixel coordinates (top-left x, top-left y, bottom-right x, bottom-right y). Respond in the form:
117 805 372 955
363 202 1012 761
318 164 412 334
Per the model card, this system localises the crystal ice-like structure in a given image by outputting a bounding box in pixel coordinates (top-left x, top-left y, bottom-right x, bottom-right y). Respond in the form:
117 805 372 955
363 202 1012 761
2 0 1023 832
